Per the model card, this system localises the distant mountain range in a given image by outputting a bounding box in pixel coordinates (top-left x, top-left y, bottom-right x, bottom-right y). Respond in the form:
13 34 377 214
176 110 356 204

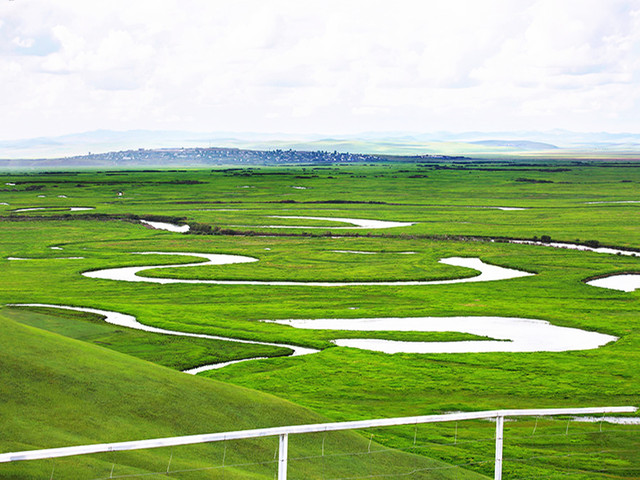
1 129 640 166
470 140 558 150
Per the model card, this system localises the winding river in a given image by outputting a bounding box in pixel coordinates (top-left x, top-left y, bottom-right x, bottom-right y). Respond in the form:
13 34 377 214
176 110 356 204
13 207 94 212
247 216 415 229
587 275 640 292
5 218 630 371
508 239 640 291
510 239 640 257
136 220 639 291
7 303 318 374
82 252 534 286
140 220 190 233
7 304 617 374
267 317 617 353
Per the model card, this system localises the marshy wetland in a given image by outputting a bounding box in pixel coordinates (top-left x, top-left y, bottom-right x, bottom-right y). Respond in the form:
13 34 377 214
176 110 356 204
1 163 639 478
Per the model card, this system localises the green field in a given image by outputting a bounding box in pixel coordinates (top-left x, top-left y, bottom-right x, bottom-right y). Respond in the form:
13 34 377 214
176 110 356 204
1 162 639 479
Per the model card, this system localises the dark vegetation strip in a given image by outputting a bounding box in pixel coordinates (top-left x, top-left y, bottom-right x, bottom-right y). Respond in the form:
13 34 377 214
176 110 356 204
177 199 583 209
0 212 188 225
186 224 640 254
6 180 206 185
0 185 44 192
270 199 390 204
4 212 638 255
419 166 571 172
515 177 555 183
174 200 394 205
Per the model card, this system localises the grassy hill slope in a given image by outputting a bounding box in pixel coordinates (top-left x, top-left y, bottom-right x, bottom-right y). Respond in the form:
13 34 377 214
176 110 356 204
0 314 488 479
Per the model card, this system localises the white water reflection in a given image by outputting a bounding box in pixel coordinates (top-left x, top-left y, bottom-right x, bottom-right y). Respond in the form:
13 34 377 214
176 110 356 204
470 206 528 211
267 317 617 353
84 252 257 284
13 207 94 213
7 303 318 373
509 239 640 291
510 240 639 257
259 216 415 229
437 205 528 211
587 275 640 292
83 252 533 287
572 416 640 425
140 220 190 233
585 201 640 204
8 304 618 371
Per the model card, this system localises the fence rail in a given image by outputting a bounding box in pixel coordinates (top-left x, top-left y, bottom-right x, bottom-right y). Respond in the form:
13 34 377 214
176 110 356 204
1 406 636 479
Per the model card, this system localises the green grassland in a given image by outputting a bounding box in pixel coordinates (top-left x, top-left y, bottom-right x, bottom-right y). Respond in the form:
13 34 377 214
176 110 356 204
2 314 480 479
1 162 639 478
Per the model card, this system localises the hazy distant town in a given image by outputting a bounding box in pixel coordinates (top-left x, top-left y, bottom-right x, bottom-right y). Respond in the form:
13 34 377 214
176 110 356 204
1 146 467 168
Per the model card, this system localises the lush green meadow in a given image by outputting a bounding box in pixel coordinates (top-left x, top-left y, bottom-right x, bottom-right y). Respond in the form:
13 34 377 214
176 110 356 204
1 162 639 478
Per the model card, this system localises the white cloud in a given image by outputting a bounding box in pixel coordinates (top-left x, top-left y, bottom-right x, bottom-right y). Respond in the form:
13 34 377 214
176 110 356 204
1 0 640 140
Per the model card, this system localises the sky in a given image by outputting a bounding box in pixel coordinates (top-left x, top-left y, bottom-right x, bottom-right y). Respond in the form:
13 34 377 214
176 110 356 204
1 0 640 141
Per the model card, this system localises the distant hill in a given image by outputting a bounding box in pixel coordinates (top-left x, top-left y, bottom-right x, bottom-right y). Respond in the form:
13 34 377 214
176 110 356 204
471 140 558 150
2 129 640 165
0 146 468 169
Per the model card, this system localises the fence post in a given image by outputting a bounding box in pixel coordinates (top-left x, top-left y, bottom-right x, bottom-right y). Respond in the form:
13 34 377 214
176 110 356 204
278 433 288 480
494 415 504 480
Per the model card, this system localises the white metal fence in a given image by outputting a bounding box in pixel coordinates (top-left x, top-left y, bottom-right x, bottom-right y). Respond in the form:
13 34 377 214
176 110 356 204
0 406 636 479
